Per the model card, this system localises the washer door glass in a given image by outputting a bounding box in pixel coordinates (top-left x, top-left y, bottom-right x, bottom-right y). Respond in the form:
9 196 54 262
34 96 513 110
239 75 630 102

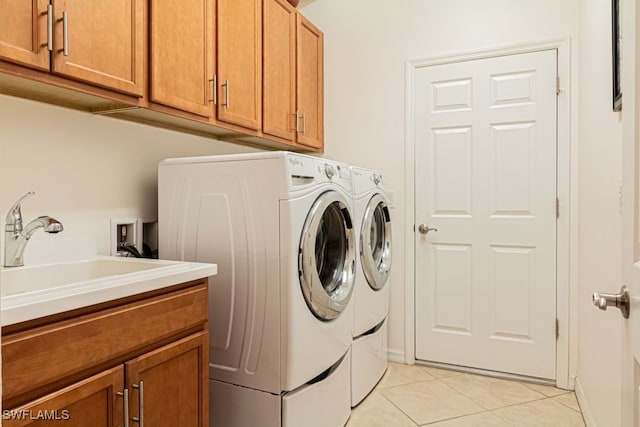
299 191 355 320
360 193 392 290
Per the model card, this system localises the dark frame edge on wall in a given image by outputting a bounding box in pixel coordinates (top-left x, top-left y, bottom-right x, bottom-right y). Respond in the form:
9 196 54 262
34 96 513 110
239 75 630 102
612 0 622 112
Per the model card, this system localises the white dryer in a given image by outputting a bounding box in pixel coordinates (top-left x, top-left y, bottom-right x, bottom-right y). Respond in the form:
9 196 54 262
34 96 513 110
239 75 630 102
158 152 355 427
350 166 392 407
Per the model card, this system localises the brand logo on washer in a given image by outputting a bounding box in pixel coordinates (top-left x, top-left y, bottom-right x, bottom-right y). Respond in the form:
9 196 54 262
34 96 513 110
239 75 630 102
288 157 302 167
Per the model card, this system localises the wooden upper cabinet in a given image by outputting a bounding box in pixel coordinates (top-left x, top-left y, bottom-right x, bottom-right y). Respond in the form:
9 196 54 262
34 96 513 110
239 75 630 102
0 0 50 71
51 0 145 97
126 332 209 427
217 0 262 131
296 14 324 150
263 0 296 143
150 0 215 118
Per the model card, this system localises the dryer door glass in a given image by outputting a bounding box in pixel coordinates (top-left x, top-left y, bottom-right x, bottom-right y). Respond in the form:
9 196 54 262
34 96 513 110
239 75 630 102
299 191 355 321
360 194 392 290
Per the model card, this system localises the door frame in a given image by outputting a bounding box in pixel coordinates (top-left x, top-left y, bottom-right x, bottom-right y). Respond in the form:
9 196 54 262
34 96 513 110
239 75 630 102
403 37 575 389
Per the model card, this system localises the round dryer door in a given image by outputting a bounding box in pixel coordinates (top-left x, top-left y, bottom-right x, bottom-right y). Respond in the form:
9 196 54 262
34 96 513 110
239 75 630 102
299 191 356 321
360 193 391 290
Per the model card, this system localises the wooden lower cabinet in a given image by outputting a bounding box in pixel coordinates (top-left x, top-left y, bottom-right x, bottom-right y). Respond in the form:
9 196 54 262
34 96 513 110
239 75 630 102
3 366 124 427
126 332 209 427
2 282 209 427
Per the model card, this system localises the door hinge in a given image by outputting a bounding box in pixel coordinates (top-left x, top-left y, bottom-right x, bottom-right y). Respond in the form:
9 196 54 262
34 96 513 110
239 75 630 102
556 198 560 219
556 319 559 340
556 76 561 95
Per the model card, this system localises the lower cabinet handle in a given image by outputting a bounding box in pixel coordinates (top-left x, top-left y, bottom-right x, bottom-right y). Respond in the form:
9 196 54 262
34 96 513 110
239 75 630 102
116 389 129 427
61 11 69 56
132 381 144 427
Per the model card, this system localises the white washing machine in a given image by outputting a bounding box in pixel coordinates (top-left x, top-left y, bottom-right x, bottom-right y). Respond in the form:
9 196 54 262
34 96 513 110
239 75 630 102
350 166 392 407
158 152 355 427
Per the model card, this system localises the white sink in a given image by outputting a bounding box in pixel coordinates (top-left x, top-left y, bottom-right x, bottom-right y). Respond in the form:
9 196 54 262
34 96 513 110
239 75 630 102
1 258 174 297
0 256 217 326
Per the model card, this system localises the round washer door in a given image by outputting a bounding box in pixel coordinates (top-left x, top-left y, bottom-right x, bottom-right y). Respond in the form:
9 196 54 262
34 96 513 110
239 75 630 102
299 191 356 321
360 193 392 290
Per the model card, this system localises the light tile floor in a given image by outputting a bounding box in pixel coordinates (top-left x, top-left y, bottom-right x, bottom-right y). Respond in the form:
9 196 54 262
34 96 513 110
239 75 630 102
347 362 585 426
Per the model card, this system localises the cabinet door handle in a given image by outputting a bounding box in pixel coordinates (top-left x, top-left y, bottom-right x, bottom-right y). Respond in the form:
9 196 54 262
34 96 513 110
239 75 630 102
222 80 230 108
293 111 300 132
46 5 53 51
132 381 144 426
61 11 69 56
116 389 130 427
208 75 217 104
300 112 306 135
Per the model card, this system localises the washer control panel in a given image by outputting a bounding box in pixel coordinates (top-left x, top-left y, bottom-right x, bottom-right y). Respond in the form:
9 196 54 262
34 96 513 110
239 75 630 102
324 163 336 179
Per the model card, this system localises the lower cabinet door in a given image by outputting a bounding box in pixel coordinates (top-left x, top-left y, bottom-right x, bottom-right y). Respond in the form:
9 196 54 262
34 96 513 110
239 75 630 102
4 366 125 427
125 331 209 427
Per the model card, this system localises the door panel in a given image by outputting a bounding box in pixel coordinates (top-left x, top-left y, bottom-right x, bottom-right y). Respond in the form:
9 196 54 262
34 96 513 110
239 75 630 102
296 15 323 149
125 332 209 427
150 0 214 117
3 366 124 427
0 0 50 71
414 49 558 379
621 1 640 424
263 0 296 142
51 0 144 96
217 0 261 130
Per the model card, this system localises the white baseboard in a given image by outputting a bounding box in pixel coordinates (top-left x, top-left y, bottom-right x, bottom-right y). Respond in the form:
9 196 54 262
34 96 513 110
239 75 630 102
575 378 596 427
387 348 405 364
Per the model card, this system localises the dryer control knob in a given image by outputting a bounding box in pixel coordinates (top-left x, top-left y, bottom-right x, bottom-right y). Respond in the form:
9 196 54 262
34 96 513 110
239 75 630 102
324 164 336 179
373 174 382 185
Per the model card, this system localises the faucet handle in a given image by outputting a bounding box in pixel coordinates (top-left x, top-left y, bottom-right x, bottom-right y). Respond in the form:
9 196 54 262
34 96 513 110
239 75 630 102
6 191 35 233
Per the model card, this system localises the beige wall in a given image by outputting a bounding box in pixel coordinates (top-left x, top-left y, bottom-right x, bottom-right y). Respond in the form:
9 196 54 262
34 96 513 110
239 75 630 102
0 95 261 261
301 0 580 361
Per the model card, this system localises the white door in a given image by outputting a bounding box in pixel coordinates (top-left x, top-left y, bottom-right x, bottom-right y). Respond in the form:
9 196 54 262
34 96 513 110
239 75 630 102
414 50 558 379
620 1 640 423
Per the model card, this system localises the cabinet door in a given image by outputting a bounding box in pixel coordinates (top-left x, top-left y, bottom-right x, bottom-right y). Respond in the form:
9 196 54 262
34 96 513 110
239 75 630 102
51 0 144 96
125 332 209 427
217 0 262 130
263 0 296 142
150 0 215 117
0 0 50 71
296 14 323 149
4 366 124 427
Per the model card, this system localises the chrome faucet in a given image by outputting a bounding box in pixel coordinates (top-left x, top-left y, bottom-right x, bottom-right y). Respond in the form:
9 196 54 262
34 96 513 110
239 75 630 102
4 192 64 267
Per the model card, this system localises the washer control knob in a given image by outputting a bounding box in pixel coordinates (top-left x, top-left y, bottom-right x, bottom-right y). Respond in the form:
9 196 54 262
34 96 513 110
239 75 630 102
373 174 382 185
324 164 336 179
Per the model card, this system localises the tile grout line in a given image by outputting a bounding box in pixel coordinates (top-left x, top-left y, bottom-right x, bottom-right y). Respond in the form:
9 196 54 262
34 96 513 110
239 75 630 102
376 366 585 426
376 390 421 426
436 374 499 412
436 375 586 414
519 380 572 397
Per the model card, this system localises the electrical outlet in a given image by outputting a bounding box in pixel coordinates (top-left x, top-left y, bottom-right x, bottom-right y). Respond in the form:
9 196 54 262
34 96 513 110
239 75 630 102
110 218 138 256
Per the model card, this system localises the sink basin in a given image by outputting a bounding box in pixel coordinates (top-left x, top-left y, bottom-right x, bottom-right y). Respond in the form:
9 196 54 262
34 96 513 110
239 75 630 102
0 256 217 327
1 258 174 297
